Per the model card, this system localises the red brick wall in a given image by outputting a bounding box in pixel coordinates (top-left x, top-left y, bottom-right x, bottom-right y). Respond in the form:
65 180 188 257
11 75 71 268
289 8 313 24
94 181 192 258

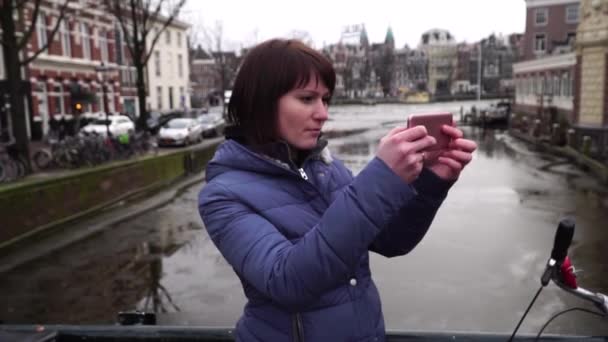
522 3 579 61
91 28 101 61
71 20 83 59
47 16 63 56
107 29 116 64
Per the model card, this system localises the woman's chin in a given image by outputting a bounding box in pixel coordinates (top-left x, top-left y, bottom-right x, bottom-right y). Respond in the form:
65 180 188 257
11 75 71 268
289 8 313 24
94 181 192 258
293 138 318 150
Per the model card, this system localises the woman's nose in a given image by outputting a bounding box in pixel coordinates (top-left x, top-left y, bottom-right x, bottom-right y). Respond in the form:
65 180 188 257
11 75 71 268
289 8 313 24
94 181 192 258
313 99 328 121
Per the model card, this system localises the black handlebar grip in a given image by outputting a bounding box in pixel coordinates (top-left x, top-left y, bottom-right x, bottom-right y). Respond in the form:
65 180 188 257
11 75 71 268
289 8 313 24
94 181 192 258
550 218 575 263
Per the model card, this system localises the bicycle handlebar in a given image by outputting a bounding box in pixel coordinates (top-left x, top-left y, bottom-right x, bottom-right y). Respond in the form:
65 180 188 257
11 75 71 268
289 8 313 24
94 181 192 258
547 218 608 316
550 218 575 264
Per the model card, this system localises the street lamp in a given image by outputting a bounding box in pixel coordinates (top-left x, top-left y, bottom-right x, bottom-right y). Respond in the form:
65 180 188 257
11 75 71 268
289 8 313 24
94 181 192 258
95 62 112 137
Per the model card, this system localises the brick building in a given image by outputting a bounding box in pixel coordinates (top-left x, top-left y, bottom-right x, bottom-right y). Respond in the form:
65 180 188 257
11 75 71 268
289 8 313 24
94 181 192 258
513 0 580 124
24 0 124 139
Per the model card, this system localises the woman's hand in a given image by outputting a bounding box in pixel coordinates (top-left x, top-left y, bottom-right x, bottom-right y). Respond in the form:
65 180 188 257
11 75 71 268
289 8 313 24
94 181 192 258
376 126 436 184
425 125 477 181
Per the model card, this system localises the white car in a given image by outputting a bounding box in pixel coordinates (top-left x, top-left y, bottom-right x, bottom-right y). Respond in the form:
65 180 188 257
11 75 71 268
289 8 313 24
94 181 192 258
197 113 226 137
157 118 203 147
80 115 135 137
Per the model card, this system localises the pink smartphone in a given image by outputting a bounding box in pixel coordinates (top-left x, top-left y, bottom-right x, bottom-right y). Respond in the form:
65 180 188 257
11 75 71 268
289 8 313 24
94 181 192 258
406 112 453 151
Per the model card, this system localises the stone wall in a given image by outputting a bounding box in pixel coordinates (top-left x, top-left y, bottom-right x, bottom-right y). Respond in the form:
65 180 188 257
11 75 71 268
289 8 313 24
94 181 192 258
579 46 607 125
0 143 219 248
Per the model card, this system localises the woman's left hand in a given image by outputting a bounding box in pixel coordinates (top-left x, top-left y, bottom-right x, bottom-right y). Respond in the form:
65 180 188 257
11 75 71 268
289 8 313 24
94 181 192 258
425 125 477 181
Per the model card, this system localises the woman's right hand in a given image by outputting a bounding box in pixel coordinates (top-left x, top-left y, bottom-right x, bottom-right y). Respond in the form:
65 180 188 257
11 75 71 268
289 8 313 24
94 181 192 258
376 126 436 184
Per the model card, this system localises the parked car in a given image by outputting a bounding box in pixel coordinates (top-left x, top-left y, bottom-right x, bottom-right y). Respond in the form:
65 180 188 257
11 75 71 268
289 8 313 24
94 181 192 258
157 118 203 147
146 111 183 134
80 115 134 137
197 113 226 137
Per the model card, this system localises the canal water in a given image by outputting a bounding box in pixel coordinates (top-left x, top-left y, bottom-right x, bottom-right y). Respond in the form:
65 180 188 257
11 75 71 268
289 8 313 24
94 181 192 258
1 101 607 336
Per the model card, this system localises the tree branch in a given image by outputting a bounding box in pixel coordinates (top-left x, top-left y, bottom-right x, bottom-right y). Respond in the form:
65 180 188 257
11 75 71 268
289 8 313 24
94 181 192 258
16 0 42 51
143 0 186 65
20 0 72 66
105 0 136 64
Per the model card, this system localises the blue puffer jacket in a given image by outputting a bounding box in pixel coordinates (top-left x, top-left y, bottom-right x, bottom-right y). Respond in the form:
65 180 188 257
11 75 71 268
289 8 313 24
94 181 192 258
198 137 453 342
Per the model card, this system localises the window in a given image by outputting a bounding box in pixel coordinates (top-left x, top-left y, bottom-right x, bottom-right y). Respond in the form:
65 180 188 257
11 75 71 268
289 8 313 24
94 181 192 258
553 75 560 96
58 84 65 114
116 25 126 64
99 29 108 62
562 72 571 97
168 86 174 109
566 5 579 23
177 32 182 48
36 12 47 50
179 86 184 107
154 51 161 77
165 30 171 44
60 20 71 57
534 34 546 53
177 54 183 78
81 22 91 60
157 86 163 109
535 8 548 26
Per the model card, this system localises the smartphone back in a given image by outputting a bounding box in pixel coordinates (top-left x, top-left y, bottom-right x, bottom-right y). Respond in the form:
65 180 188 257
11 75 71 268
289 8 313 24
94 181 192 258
407 112 453 151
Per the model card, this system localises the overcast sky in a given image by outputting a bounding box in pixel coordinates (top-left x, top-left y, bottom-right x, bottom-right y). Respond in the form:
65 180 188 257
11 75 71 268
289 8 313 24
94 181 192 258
182 0 526 51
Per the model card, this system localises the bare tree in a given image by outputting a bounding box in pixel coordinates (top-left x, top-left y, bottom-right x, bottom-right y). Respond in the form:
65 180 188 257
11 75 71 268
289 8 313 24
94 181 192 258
104 0 186 131
201 21 235 107
0 0 72 172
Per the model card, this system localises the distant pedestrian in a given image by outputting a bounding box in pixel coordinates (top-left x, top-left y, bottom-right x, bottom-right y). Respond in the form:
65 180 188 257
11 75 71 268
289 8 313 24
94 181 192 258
197 38 477 342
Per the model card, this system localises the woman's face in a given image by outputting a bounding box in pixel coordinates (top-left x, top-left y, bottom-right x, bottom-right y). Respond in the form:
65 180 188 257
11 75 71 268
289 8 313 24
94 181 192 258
276 76 330 150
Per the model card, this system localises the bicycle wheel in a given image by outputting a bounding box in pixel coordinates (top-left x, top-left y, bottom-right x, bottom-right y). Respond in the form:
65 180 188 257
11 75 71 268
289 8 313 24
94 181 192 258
34 149 53 170
13 158 26 178
0 158 17 182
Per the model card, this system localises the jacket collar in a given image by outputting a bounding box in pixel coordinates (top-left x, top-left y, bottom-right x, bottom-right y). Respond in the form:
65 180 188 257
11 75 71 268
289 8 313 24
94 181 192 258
225 125 331 169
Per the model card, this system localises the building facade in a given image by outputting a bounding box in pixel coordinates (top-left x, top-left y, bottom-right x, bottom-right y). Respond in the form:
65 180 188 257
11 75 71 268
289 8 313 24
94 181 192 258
574 0 608 127
521 0 580 60
189 46 239 108
323 24 381 99
513 0 580 123
419 29 458 95
190 46 216 108
147 20 190 113
23 0 123 138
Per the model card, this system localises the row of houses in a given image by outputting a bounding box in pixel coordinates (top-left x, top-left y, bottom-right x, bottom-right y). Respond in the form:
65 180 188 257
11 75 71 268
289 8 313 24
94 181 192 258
189 25 524 104
0 0 190 141
320 25 524 99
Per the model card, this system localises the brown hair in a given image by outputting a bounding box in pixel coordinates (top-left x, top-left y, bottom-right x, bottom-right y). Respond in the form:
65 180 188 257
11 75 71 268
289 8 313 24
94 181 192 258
227 39 335 145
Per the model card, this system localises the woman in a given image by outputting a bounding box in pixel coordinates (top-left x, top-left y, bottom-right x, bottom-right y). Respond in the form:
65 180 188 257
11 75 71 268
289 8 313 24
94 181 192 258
198 39 477 341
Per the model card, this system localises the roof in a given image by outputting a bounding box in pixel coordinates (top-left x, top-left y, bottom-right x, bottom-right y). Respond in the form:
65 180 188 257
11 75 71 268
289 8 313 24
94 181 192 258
191 45 213 60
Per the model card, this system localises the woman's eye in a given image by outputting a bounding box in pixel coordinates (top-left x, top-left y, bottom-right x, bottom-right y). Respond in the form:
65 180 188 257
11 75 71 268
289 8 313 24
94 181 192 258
300 96 314 103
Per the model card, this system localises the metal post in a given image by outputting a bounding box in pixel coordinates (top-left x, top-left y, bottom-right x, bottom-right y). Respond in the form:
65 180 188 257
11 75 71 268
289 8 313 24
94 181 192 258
477 42 482 103
103 82 109 136
96 62 111 136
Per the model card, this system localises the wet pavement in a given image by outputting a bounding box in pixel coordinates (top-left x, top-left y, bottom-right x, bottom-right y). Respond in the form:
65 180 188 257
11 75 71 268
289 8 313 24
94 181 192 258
1 102 607 335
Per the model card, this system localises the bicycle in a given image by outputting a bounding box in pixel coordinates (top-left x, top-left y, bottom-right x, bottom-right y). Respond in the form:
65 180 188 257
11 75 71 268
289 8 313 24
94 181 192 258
0 144 26 183
509 218 607 341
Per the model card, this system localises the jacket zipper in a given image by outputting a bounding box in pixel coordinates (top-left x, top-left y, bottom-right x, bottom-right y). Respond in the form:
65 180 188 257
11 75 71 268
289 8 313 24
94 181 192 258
233 143 329 206
292 313 304 342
